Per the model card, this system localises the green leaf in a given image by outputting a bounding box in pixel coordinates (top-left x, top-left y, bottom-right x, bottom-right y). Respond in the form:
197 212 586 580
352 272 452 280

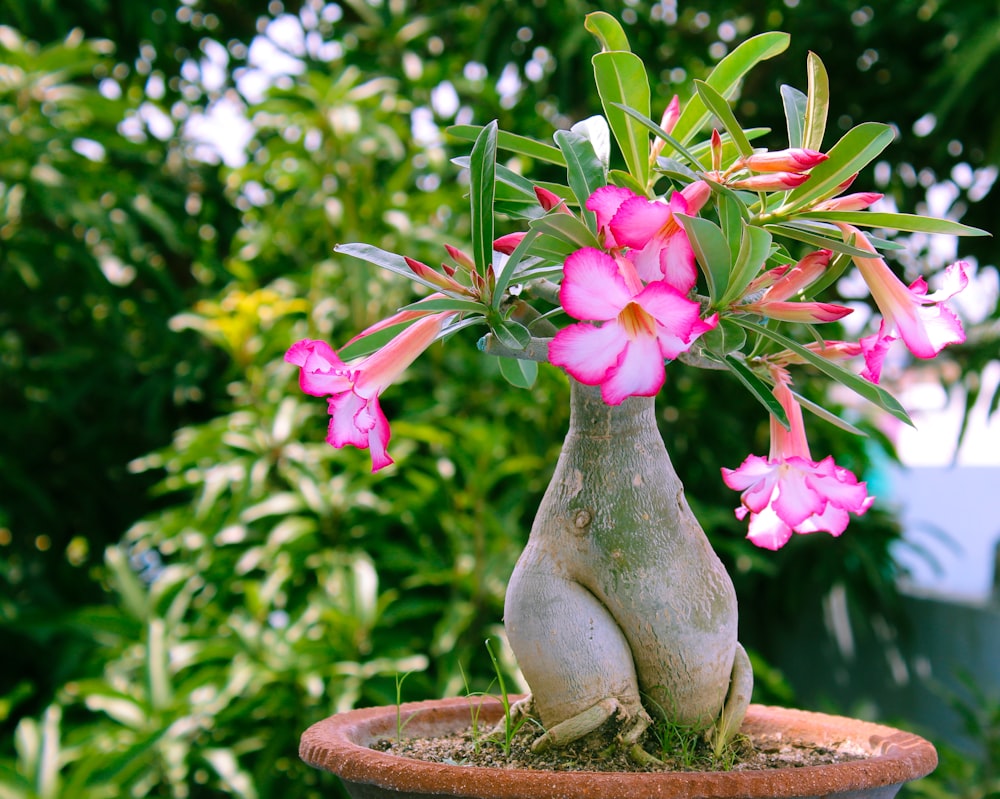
800 210 991 237
448 125 565 166
498 356 538 389
781 84 807 149
699 317 747 357
335 243 447 293
803 51 829 152
553 129 606 224
793 390 869 437
672 32 790 144
694 79 753 158
763 222 894 257
722 223 773 306
780 122 895 212
584 11 632 52
728 317 914 426
490 317 531 351
470 120 498 276
492 228 540 308
724 355 789 428
612 103 703 170
593 51 651 188
398 297 487 314
675 213 731 303
529 212 601 250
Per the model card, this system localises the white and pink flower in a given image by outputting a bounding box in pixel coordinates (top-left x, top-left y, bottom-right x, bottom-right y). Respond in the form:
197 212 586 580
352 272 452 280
285 312 452 472
548 247 716 405
722 370 873 550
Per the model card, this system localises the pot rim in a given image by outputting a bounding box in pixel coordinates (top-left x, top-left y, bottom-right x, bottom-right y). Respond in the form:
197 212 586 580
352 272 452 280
300 696 938 799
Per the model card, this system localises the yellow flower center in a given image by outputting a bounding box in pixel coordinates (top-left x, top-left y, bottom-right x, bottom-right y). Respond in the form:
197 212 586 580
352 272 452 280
618 302 656 339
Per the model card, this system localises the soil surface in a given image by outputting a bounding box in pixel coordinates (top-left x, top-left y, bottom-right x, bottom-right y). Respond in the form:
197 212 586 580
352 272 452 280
374 722 870 773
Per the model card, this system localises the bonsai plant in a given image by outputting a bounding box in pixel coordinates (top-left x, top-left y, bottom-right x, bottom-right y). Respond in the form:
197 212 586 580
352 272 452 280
288 11 984 794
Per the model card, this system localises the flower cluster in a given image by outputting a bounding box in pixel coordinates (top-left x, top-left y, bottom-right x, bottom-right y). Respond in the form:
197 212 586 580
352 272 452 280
285 24 982 550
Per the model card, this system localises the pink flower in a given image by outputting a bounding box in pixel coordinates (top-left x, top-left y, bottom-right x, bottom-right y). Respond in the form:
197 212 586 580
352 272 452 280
285 312 451 471
837 223 968 360
605 188 698 290
722 371 873 550
585 185 635 249
548 247 716 405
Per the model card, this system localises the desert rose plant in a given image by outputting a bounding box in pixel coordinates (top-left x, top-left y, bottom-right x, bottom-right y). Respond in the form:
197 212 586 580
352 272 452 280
286 13 986 762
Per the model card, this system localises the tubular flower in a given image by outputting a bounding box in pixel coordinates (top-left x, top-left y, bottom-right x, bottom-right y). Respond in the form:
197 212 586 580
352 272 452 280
285 312 452 471
737 249 852 323
721 370 874 550
548 247 717 405
837 223 969 360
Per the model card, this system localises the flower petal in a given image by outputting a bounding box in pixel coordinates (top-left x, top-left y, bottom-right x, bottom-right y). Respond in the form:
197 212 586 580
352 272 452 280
548 322 626 385
286 339 353 396
600 334 665 404
745 504 795 550
559 247 632 321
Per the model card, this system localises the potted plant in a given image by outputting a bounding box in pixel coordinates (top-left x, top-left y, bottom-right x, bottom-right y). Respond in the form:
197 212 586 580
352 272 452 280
288 12 983 798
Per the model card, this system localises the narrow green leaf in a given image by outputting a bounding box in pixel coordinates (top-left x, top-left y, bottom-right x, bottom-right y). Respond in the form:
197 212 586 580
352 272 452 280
553 129 607 224
148 619 172 711
498 356 538 389
593 51 650 187
717 193 749 260
335 243 447 293
780 122 895 212
763 223 894 257
608 168 648 196
529 212 601 250
793 390 869 437
781 84 807 149
803 51 829 152
492 228 540 308
612 103 702 170
800 210 990 237
584 11 632 52
675 214 731 303
729 317 914 426
448 125 565 165
694 79 753 158
724 355 789 428
672 32 790 144
722 223 773 306
470 120 498 276
398 297 486 314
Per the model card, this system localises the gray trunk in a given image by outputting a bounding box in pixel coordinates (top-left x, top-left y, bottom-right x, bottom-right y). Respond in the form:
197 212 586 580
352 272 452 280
504 378 746 744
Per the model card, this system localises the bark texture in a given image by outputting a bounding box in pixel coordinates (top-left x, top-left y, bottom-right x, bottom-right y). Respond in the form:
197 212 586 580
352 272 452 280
504 379 749 749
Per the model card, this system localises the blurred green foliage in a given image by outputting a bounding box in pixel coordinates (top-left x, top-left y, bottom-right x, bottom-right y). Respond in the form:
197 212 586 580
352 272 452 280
1 1 997 797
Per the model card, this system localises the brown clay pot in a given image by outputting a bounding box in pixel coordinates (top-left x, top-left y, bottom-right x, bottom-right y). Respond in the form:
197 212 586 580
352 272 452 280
299 696 938 799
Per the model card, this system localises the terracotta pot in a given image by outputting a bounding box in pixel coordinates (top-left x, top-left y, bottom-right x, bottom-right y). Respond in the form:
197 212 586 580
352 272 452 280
300 696 937 799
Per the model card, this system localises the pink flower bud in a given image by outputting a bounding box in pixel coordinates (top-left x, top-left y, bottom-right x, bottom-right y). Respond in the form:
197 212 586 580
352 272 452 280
737 148 828 173
811 192 884 212
493 232 526 255
679 180 711 214
727 172 811 191
534 185 569 213
444 244 476 271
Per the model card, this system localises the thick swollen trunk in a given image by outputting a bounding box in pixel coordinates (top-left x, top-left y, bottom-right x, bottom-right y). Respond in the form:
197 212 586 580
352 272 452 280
504 379 748 749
